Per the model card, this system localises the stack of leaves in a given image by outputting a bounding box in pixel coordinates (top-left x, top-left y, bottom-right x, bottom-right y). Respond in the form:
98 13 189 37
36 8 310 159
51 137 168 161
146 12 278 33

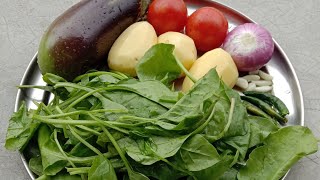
5 44 318 180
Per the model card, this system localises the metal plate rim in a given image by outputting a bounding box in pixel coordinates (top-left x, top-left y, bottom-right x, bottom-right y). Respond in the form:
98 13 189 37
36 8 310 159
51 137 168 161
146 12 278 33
15 1 304 179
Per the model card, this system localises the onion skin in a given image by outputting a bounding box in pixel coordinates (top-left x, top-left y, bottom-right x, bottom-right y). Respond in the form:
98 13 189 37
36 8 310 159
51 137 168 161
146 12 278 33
222 23 274 72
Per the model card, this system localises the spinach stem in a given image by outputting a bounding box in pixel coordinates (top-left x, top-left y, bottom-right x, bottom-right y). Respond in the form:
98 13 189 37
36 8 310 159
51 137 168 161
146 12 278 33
65 87 108 111
53 129 76 168
41 108 126 118
33 115 99 125
41 102 54 115
175 56 197 83
109 70 129 79
69 125 103 156
67 167 91 175
68 152 113 164
231 150 240 166
205 98 236 142
87 113 129 135
54 128 88 180
73 71 126 82
76 125 101 136
100 125 134 175
33 114 130 135
191 103 217 136
55 106 92 138
59 92 86 109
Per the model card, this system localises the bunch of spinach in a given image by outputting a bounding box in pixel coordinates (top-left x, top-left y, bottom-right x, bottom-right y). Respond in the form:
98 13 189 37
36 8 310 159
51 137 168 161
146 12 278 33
5 44 318 180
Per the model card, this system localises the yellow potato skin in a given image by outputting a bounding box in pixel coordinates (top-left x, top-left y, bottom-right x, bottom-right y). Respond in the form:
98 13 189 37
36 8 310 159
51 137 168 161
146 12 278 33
182 48 239 92
108 21 157 76
158 32 197 71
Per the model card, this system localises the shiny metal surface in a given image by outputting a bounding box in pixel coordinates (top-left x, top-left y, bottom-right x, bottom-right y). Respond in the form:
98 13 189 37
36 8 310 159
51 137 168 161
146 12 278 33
16 0 304 179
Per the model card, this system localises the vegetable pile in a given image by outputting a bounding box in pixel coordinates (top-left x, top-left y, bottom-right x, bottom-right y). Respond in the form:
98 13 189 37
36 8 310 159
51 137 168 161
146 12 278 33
5 0 319 180
6 44 318 180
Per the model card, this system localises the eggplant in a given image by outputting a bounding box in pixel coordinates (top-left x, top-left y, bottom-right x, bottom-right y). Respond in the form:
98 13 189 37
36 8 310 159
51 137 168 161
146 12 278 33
38 0 151 80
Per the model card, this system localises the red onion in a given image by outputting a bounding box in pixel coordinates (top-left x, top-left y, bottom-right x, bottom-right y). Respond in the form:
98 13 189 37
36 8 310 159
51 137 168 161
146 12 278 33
222 23 274 72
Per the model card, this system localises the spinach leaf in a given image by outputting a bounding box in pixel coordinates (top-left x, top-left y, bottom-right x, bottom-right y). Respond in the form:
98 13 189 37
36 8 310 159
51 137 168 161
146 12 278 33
5 102 40 151
103 90 167 118
114 79 180 108
38 124 68 175
69 136 97 157
90 74 121 85
132 160 186 180
29 157 43 176
219 168 238 180
174 134 221 171
238 126 318 180
210 85 251 161
220 128 250 163
54 82 127 111
88 156 117 180
247 116 279 148
219 84 249 138
203 100 231 142
97 130 124 148
118 135 189 165
193 154 235 180
136 44 181 85
43 73 67 85
158 69 222 125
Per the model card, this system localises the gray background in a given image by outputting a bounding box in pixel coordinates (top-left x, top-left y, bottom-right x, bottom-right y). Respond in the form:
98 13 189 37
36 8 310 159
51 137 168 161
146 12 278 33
0 0 319 179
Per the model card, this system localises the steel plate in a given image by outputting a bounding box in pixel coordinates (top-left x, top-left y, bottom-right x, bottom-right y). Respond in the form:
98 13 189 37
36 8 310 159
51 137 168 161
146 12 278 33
16 0 304 179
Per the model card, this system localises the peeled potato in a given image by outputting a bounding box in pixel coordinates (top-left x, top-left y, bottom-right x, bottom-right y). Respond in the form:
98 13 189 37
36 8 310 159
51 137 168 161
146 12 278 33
182 48 239 92
108 21 157 76
158 32 197 71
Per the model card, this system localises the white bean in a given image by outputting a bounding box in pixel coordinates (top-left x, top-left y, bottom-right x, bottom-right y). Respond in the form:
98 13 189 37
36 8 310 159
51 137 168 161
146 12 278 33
259 70 273 80
251 80 273 86
236 78 249 89
245 82 256 91
242 75 260 81
249 70 259 75
254 86 273 92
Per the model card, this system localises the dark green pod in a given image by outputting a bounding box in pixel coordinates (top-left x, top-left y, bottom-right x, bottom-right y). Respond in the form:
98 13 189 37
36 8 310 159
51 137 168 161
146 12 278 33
241 96 288 124
242 100 272 120
38 0 150 80
243 91 289 116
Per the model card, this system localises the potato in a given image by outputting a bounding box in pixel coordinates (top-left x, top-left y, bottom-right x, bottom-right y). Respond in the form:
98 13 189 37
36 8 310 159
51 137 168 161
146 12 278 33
182 48 239 92
108 21 157 76
158 32 197 71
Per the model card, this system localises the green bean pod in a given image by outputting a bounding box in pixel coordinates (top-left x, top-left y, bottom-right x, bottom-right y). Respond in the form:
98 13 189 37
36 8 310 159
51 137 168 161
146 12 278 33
242 100 272 120
241 96 288 124
243 91 289 116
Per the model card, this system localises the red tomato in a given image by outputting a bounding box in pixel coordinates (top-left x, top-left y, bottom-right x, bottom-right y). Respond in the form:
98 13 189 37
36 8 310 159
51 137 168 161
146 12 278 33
147 0 187 35
186 7 228 52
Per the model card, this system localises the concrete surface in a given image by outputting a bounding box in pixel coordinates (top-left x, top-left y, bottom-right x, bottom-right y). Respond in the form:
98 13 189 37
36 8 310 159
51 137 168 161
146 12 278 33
0 0 319 179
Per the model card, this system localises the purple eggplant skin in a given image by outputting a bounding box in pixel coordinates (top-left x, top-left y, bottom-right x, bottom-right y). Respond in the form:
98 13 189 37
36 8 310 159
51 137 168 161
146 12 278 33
38 0 151 81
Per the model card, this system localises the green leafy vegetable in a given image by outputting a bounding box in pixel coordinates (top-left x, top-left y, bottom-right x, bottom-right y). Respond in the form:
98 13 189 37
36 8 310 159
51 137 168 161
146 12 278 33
174 134 221 171
238 126 318 180
158 69 221 124
5 45 318 180
29 157 43 176
118 135 189 165
247 116 279 148
5 102 40 151
193 153 235 180
38 124 68 175
88 156 117 180
136 43 181 85
114 79 180 108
